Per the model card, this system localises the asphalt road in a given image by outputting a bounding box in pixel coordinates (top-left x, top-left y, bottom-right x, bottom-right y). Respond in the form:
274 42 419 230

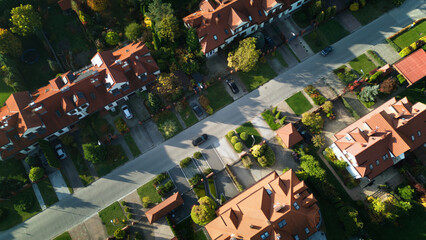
1 1 424 239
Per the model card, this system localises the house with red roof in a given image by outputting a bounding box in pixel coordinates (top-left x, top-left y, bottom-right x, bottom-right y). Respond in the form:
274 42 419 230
183 0 309 57
393 49 426 86
276 123 303 148
330 97 426 179
0 42 159 160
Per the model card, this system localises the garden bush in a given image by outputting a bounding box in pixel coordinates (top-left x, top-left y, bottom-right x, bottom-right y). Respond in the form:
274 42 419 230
180 157 192 168
125 23 142 41
189 174 202 186
142 196 150 208
240 132 248 141
127 213 133 219
29 167 44 182
193 152 202 159
124 207 129 212
230 136 239 145
105 31 120 46
241 155 252 168
379 77 397 94
368 71 383 83
191 196 216 226
160 120 178 139
153 172 168 185
120 201 126 206
25 156 40 167
39 140 59 168
272 106 277 115
114 228 125 240
203 168 213 176
234 142 243 152
301 112 324 133
349 2 359 11
279 116 286 125
157 180 174 197
359 85 379 102
251 144 275 167
261 110 281 130
83 143 106 163
399 46 412 57
114 117 128 134
397 74 406 84
227 131 235 138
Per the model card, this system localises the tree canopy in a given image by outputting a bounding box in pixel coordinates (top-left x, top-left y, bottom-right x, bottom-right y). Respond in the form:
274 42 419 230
191 196 216 226
300 154 325 182
0 54 25 91
0 28 22 57
301 112 324 133
156 14 180 43
155 73 182 99
186 28 200 52
147 0 174 24
125 23 143 42
82 143 106 163
227 37 260 72
87 0 109 12
9 4 42 36
105 31 120 46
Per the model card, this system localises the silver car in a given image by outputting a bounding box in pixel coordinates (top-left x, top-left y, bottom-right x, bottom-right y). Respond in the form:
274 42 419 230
55 144 67 160
121 104 133 119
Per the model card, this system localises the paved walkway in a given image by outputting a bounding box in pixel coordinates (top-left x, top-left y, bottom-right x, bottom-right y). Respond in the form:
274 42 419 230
342 91 370 117
68 214 108 240
48 170 71 200
335 10 362 33
251 116 276 140
313 78 338 100
279 17 314 60
372 41 401 64
322 72 346 96
21 160 47 210
213 138 239 165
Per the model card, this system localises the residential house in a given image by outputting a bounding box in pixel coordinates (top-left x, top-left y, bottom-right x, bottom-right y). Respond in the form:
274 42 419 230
330 97 426 179
183 0 309 57
393 49 426 86
276 123 303 148
0 42 160 160
205 170 322 240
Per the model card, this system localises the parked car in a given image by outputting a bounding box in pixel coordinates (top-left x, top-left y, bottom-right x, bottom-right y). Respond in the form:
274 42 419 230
121 104 133 119
297 126 312 144
191 103 203 117
55 144 67 160
192 134 208 146
226 78 239 94
320 46 333 56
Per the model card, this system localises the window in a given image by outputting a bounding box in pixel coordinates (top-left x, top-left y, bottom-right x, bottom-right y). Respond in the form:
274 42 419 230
28 133 36 140
58 129 64 134
7 145 14 151
382 154 388 160
260 231 270 239
266 189 272 195
248 16 253 21
213 35 218 40
55 110 62 117
369 164 373 170
305 227 310 234
297 1 302 6
278 219 287 228
418 131 421 137
37 127 46 135
258 10 263 16
121 84 130 91
411 135 415 141
293 202 300 210
376 160 380 166
294 235 299 240
224 29 228 35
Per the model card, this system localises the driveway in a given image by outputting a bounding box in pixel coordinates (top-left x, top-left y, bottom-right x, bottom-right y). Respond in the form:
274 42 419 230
214 171 239 201
200 145 225 172
48 170 71 201
229 162 256 189
221 75 246 100
322 98 356 146
335 10 362 33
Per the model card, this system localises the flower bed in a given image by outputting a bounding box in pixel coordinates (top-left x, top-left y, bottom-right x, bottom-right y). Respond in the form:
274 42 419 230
304 85 327 105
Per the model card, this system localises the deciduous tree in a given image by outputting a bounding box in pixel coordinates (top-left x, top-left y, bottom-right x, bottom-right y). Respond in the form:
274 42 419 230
125 23 143 42
156 14 180 43
186 28 200 52
155 73 182 98
227 37 260 72
176 48 199 75
87 0 109 12
398 185 414 201
322 101 333 114
0 55 25 91
301 112 324 133
147 0 173 24
379 77 397 94
29 167 44 182
312 134 325 148
10 4 42 36
191 196 216 226
0 28 22 57
300 154 325 182
82 143 106 163
105 31 120 46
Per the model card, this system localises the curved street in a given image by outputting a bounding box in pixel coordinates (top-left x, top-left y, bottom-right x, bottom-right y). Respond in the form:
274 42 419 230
0 1 424 239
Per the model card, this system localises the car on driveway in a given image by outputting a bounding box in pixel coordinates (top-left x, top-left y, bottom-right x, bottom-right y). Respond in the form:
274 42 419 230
320 46 333 56
192 134 208 146
297 126 312 144
55 144 67 160
226 79 239 94
121 104 133 119
191 103 203 117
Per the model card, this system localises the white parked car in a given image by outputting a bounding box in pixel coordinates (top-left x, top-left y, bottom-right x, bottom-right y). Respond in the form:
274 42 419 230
55 144 67 160
121 104 133 119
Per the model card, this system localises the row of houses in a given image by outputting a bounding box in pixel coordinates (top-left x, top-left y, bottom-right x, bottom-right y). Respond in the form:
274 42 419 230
0 42 160 160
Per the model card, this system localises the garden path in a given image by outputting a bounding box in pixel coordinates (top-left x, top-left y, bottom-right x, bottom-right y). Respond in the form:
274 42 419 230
68 214 108 240
251 116 275 140
342 91 370 117
372 41 401 64
48 170 71 201
335 9 362 33
21 160 47 210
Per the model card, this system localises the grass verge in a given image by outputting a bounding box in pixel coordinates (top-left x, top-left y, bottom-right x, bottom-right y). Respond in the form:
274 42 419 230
304 20 349 53
178 104 198 127
98 201 126 236
65 145 94 186
153 110 183 139
193 183 206 198
94 144 128 177
348 53 377 75
208 178 217 199
137 180 162 204
235 122 262 148
53 232 72 240
205 83 233 112
285 92 313 115
238 60 278 92
124 133 141 157
350 0 394 25
37 177 59 207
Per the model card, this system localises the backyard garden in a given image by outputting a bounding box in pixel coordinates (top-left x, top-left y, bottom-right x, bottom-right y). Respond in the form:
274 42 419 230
285 91 313 115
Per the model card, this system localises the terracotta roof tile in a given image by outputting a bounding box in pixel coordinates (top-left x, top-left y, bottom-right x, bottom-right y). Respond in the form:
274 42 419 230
276 123 303 148
145 192 183 224
393 49 426 85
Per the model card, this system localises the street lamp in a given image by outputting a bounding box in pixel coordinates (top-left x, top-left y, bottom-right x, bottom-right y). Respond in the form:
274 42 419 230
251 135 256 147
358 69 365 81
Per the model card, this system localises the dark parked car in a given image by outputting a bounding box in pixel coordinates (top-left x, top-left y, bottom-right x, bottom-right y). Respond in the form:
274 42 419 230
191 103 203 117
226 79 239 94
320 46 333 56
192 134 208 146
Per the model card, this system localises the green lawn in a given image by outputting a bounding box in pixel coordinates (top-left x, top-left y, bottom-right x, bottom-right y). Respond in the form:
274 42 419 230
178 104 198 127
194 229 208 240
173 217 208 240
0 79 14 106
238 60 278 92
53 232 72 240
397 80 425 104
124 133 141 157
65 145 94 186
94 144 128 177
292 9 311 28
37 177 59 207
137 180 162 204
193 183 206 198
204 83 233 112
0 187 41 230
99 201 127 236
268 51 288 68
235 122 262 148
351 0 395 25
208 178 217 199
348 53 377 75
285 92 313 115
153 110 183 139
0 158 29 184
392 21 426 49
304 20 349 53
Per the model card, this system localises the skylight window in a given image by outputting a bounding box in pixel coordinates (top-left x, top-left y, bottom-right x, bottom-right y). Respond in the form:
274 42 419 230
260 231 270 240
376 159 380 166
278 219 287 228
266 189 272 195
213 35 218 40
248 15 253 21
293 202 300 210
224 29 229 35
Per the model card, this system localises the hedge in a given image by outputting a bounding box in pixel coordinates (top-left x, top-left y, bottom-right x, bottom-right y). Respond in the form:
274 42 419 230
225 164 244 192
180 157 192 168
153 172 168 185
157 180 174 197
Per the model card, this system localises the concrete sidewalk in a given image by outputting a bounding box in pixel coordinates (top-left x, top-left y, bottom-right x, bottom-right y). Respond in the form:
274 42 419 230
213 138 239 165
48 170 71 201
251 116 275 140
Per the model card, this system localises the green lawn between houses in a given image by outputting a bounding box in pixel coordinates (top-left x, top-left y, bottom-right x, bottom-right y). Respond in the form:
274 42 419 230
153 110 183 139
94 144 128 177
285 92 313 115
238 61 278 92
204 83 233 112
392 21 426 49
98 201 127 236
348 53 377 75
37 177 59 207
124 133 141 157
137 180 162 204
178 104 198 127
303 20 349 53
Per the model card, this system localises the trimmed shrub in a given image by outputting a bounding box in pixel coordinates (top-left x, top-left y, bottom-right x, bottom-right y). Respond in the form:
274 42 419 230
142 196 150 208
114 229 125 240
230 136 239 145
193 152 202 159
157 180 174 197
39 140 59 168
105 31 120 46
275 111 281 119
240 132 248 141
180 157 192 168
379 77 397 94
234 142 243 152
368 71 383 83
29 167 44 182
189 174 202 186
241 155 252 168
120 201 126 206
397 74 406 84
124 207 129 212
279 116 286 125
153 172 168 185
127 213 133 219
399 47 411 57
272 106 277 115
227 131 235 138
349 2 359 11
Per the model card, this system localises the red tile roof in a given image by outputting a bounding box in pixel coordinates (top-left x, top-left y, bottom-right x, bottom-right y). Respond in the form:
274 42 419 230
276 123 303 148
333 97 426 179
145 192 184 224
183 0 298 54
393 49 426 85
0 42 159 160
205 170 321 240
